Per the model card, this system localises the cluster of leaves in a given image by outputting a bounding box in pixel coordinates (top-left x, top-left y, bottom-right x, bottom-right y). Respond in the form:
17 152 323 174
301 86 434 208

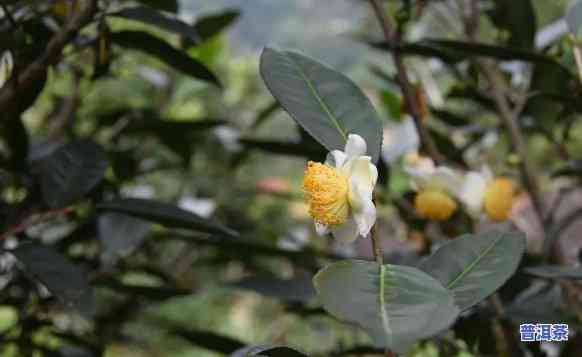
2 0 582 356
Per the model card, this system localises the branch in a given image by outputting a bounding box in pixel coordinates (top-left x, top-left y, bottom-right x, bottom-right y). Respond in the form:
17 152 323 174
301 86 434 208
478 61 545 228
0 0 98 118
368 0 443 163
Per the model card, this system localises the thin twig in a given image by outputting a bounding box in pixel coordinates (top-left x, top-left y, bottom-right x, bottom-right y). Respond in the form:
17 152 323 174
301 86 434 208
368 0 443 163
0 0 98 118
478 61 546 232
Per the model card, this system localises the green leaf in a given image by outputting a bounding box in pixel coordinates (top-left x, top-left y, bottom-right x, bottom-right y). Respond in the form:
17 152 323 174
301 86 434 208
552 160 582 178
314 260 459 353
162 326 245 354
12 244 94 315
97 198 238 238
239 138 326 161
524 265 582 279
505 283 568 324
38 139 108 208
227 276 315 303
487 0 537 49
260 48 383 163
193 10 240 42
231 345 309 357
95 280 190 300
136 0 178 13
420 231 526 311
372 40 567 68
98 213 152 266
112 5 199 42
110 31 220 87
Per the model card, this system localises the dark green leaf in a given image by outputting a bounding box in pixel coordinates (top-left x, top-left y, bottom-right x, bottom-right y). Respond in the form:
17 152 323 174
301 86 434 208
169 328 245 354
420 231 526 311
110 31 220 87
505 283 568 324
227 276 315 303
96 280 189 300
372 39 567 68
97 198 238 238
487 0 537 49
12 244 94 315
38 139 108 208
193 10 241 42
98 213 152 266
1 116 29 172
136 0 178 13
231 345 309 357
112 6 199 42
553 160 582 178
260 48 383 163
129 119 227 134
524 265 582 279
165 232 330 269
239 138 326 161
314 260 459 353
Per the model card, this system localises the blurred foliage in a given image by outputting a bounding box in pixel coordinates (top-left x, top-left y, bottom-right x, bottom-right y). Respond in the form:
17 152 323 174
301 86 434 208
1 0 582 356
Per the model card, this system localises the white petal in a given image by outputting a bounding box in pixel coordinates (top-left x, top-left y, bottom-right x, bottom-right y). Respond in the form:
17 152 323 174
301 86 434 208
325 150 347 168
344 134 367 158
331 216 360 244
351 187 376 237
457 171 487 216
426 167 464 194
315 222 330 236
347 157 377 199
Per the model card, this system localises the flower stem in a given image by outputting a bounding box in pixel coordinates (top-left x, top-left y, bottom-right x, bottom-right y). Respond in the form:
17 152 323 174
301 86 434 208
370 218 383 266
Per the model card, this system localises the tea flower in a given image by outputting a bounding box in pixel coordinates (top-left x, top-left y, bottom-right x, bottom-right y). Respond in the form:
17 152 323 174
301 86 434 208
405 154 463 221
303 134 377 244
457 167 515 221
0 51 13 89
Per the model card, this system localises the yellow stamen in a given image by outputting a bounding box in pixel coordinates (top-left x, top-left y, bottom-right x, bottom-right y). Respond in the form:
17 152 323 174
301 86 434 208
484 178 514 221
415 189 457 221
303 161 349 226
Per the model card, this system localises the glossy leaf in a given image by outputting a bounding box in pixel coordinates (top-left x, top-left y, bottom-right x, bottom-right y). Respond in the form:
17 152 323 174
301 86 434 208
193 10 240 42
505 283 568 324
168 328 245 354
420 231 526 311
97 198 238 238
112 6 199 42
38 139 108 208
524 265 582 279
372 39 566 67
136 0 178 13
110 31 220 87
98 213 152 266
12 244 93 315
239 138 326 161
260 48 383 163
96 280 190 300
487 0 537 49
314 260 458 353
227 276 315 303
231 345 309 357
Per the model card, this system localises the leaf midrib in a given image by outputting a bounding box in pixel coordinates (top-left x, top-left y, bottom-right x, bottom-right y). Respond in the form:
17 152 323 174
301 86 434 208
379 264 391 344
446 233 505 289
287 53 348 141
